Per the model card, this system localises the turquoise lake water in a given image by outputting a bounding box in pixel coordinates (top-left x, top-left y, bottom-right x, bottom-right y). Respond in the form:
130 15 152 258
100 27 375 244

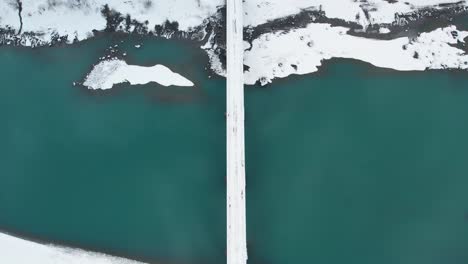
1 36 468 264
245 62 468 264
0 36 227 263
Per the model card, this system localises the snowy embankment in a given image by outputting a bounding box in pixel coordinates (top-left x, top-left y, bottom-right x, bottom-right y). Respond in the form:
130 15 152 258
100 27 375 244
241 0 468 84
83 59 194 90
245 25 468 85
0 0 223 44
0 233 144 264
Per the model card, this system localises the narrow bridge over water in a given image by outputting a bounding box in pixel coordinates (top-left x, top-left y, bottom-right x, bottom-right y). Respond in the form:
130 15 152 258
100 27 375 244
226 0 247 263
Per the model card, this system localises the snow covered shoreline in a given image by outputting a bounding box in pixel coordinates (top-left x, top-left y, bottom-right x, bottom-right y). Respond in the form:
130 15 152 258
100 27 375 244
0 232 145 264
0 0 224 45
244 24 468 85
241 0 468 84
2 0 468 86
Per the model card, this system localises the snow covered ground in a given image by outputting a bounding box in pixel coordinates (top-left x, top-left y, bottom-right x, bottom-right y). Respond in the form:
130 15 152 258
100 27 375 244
0 0 20 30
0 233 144 264
2 0 465 37
244 25 468 85
240 0 468 84
83 59 194 90
244 0 468 27
0 0 223 44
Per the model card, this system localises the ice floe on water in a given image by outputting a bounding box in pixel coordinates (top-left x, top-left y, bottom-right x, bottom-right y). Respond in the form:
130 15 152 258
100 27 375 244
244 25 468 85
0 233 144 264
83 59 194 90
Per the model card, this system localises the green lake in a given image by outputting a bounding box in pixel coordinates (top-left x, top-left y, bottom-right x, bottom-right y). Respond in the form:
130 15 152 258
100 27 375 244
1 36 468 264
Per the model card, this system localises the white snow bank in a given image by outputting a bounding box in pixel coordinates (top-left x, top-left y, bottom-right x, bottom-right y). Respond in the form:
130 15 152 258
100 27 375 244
244 25 468 85
244 0 468 27
0 0 20 31
1 0 223 44
19 0 106 43
83 59 194 90
0 233 144 264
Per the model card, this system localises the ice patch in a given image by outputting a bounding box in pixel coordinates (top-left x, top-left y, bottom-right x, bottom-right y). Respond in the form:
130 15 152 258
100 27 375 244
83 59 194 90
